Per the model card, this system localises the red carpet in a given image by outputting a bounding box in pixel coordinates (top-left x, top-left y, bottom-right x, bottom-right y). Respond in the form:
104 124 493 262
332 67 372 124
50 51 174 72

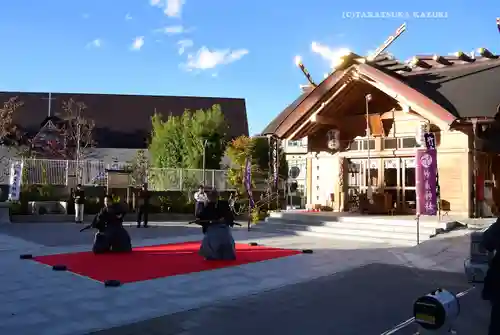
32 242 301 283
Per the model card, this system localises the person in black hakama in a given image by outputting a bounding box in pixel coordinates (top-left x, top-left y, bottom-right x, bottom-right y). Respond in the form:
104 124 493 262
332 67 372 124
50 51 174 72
195 190 236 261
92 195 132 254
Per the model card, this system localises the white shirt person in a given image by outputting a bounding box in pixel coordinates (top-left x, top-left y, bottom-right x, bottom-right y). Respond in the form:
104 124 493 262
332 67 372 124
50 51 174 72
194 187 208 203
194 186 208 216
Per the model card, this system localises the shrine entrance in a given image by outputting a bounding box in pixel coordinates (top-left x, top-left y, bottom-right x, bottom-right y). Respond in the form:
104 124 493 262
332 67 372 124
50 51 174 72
382 157 416 214
346 156 416 214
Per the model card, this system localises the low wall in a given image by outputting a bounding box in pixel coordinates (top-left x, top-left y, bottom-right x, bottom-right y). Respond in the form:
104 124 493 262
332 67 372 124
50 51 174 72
11 213 249 223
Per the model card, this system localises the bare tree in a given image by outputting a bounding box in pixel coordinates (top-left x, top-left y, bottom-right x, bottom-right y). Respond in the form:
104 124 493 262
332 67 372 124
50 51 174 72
129 149 149 187
0 97 24 145
0 97 27 184
58 98 96 160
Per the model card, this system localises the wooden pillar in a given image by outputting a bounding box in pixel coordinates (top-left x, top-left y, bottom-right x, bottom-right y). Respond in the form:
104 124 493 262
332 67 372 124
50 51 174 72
338 157 345 211
472 120 478 218
306 157 312 207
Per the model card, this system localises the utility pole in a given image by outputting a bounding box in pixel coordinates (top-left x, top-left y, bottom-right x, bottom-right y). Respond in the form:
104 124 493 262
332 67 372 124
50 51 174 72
202 139 208 186
365 94 373 202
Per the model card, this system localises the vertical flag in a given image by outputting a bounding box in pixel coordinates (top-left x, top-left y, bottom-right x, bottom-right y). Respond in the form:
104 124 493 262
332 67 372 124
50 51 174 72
497 18 500 33
273 138 279 189
8 160 23 201
244 157 255 208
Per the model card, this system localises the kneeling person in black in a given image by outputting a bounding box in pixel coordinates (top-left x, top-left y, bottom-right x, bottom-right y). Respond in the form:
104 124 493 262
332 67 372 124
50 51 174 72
92 195 132 254
196 190 236 261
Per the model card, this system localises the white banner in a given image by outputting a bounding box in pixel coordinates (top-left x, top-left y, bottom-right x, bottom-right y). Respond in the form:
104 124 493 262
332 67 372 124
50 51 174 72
8 161 23 201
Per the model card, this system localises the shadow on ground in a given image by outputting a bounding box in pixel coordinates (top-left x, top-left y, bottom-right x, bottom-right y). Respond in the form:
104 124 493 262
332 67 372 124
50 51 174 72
88 263 489 335
0 223 201 247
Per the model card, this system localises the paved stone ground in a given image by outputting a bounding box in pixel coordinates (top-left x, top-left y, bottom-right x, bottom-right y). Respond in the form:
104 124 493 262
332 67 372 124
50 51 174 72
0 222 204 247
0 223 489 335
87 263 489 335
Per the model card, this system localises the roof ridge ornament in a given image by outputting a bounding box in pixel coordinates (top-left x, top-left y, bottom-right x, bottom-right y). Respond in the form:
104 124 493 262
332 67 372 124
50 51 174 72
478 48 498 59
455 51 474 62
294 56 317 87
367 22 407 61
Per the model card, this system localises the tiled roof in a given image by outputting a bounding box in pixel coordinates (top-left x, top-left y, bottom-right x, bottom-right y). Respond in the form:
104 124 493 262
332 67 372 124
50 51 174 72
366 51 500 118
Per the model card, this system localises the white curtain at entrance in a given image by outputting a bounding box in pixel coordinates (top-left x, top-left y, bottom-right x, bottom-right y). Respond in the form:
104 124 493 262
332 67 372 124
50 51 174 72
404 158 416 168
384 159 398 169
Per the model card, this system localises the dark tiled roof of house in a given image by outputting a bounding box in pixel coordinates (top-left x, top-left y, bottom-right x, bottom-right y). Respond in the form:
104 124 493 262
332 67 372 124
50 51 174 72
366 52 500 118
0 91 249 148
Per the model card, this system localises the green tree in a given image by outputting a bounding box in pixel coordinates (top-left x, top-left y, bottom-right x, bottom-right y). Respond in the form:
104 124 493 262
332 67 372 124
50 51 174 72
224 135 287 192
148 104 227 170
148 104 228 193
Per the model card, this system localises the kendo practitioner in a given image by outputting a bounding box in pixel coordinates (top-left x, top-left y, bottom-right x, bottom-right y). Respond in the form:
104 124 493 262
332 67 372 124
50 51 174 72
136 183 150 228
196 189 236 261
92 195 132 254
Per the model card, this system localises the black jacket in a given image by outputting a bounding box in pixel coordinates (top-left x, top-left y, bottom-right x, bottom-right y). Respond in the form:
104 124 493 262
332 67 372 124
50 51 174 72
92 203 126 232
482 218 500 302
196 200 235 233
74 189 85 205
138 189 150 206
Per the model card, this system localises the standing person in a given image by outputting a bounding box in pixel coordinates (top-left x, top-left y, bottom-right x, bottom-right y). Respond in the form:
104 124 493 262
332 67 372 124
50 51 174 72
482 215 500 335
136 183 150 228
73 184 85 224
194 185 208 217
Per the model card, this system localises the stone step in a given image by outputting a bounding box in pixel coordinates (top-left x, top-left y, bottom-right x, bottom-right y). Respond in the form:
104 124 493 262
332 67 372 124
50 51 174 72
268 211 453 230
265 217 437 235
260 221 431 246
255 224 418 246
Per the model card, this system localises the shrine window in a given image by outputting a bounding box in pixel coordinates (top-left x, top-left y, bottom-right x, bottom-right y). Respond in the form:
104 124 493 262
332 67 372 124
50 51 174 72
383 138 398 149
382 136 419 150
401 137 418 148
347 139 375 151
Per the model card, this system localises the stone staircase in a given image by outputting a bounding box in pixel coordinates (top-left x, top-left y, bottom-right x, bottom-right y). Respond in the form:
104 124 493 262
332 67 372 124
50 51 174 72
259 211 458 246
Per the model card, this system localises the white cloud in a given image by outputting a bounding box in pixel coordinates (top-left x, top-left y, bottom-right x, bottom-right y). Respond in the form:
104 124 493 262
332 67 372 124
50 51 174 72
150 0 186 17
86 39 102 48
311 42 351 68
154 25 194 35
164 0 185 17
125 13 132 20
131 36 144 50
158 25 184 34
177 39 193 55
183 47 248 70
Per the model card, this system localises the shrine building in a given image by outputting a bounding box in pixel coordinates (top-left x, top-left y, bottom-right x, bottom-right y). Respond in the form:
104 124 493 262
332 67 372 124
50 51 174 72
263 49 500 218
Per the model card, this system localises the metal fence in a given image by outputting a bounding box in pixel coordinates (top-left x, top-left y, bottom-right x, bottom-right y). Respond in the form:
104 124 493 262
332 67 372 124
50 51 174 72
2 158 238 191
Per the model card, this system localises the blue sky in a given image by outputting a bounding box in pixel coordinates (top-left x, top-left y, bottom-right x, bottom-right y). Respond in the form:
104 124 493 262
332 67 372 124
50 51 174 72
0 0 498 135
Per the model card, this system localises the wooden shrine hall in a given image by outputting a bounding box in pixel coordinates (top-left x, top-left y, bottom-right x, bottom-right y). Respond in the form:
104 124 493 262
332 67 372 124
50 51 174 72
263 48 500 218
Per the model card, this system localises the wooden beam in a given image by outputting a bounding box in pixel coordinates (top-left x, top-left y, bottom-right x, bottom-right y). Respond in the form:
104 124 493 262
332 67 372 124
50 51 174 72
309 114 340 126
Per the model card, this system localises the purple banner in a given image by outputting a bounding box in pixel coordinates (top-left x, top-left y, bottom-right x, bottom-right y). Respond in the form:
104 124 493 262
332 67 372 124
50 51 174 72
416 149 437 215
424 132 436 150
244 158 255 208
272 138 279 189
